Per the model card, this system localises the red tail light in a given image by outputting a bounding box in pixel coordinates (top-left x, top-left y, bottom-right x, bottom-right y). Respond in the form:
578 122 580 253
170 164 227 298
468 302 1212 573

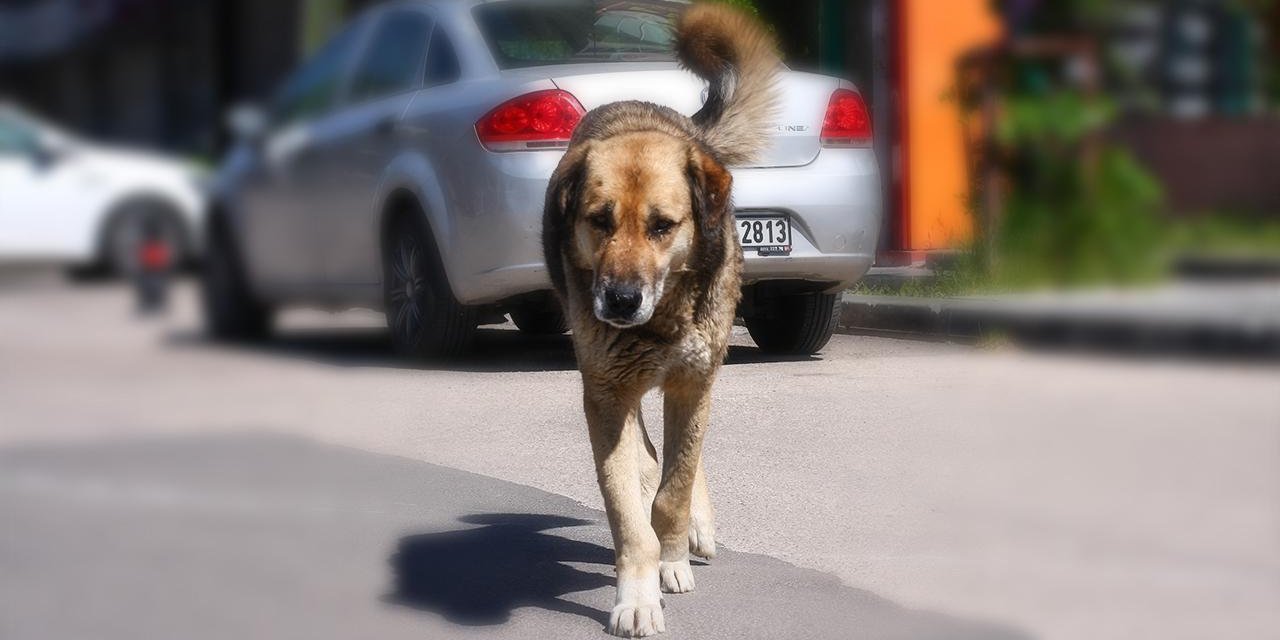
821 89 872 147
475 89 586 152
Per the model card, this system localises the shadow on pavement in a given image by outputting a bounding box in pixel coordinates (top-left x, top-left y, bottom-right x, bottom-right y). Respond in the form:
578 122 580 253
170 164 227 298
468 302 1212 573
167 326 818 373
388 514 613 627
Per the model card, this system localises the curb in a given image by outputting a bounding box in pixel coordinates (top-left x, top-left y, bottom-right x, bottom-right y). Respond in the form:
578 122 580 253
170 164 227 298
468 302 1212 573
836 291 1280 358
1175 256 1280 281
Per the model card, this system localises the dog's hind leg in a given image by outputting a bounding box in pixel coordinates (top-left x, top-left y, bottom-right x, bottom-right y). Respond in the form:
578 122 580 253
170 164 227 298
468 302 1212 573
652 376 714 594
585 388 665 637
688 459 717 559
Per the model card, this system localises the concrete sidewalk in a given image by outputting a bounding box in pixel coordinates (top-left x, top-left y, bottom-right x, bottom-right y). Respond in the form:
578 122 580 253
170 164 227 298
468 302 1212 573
840 281 1280 355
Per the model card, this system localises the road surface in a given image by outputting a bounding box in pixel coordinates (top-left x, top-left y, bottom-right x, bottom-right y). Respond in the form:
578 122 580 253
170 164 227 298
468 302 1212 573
1 273 1277 639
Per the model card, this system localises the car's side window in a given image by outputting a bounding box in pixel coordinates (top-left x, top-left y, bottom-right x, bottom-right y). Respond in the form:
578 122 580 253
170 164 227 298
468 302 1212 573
349 12 433 103
424 27 462 88
0 116 36 156
270 21 365 126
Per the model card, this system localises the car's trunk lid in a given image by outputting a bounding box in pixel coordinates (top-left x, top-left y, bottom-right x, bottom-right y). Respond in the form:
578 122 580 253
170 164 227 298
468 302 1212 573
510 63 837 168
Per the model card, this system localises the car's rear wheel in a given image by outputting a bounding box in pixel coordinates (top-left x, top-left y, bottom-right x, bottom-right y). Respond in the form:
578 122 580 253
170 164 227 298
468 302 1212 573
383 216 477 358
510 300 569 335
104 199 188 277
202 217 272 341
744 292 841 355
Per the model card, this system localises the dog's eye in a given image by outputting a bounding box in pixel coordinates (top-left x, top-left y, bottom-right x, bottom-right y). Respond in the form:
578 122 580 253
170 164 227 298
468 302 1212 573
650 218 677 237
588 214 613 233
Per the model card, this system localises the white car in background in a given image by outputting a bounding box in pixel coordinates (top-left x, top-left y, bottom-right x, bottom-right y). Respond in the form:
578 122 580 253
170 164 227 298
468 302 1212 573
0 102 206 275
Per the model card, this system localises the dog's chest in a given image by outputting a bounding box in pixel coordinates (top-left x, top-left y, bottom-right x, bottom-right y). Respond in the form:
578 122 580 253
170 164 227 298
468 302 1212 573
665 329 717 375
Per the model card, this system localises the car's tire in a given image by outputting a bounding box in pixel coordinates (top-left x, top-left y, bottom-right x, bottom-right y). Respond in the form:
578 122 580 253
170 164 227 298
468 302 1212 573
510 303 569 335
103 198 188 277
383 215 477 358
201 217 271 341
744 292 841 355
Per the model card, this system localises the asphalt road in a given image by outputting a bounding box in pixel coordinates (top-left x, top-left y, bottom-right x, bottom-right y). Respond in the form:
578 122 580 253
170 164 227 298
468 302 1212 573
1 273 1277 640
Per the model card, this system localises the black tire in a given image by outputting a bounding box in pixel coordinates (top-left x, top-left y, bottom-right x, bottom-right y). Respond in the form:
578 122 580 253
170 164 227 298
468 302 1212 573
383 215 477 358
510 303 569 335
201 217 271 341
103 199 188 277
744 292 840 355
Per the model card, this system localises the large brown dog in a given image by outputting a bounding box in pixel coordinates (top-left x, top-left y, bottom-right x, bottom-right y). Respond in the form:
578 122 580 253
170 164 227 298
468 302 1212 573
541 5 780 637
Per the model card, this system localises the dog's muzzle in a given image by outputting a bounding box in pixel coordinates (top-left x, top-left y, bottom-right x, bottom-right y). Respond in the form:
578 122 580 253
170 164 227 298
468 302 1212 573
594 281 655 328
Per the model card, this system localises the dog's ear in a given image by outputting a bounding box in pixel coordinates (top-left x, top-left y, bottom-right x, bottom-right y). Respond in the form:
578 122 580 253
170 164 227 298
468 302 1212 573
685 146 732 308
542 144 591 297
686 145 733 237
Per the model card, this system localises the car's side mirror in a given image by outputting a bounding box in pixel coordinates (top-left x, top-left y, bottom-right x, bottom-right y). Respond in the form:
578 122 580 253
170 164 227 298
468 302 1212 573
227 104 268 142
30 137 69 170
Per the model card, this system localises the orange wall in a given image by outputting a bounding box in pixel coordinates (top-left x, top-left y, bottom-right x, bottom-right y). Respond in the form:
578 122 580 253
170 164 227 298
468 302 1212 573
901 0 1001 250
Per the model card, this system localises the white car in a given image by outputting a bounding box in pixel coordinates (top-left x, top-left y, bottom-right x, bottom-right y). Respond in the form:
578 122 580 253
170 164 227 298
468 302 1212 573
0 103 206 274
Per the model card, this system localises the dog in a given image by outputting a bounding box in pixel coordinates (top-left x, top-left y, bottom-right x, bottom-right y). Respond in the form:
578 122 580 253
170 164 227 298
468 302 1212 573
541 4 780 637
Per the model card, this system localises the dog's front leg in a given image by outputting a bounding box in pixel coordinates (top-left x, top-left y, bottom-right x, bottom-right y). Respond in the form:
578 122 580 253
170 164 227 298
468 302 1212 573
652 376 714 594
585 387 665 637
688 458 717 560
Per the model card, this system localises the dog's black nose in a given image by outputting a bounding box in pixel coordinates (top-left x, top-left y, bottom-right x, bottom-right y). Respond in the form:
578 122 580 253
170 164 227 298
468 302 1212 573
603 285 643 319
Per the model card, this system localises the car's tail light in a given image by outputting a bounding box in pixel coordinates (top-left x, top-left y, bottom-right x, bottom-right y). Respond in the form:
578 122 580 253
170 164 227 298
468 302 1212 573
475 89 586 152
821 89 872 148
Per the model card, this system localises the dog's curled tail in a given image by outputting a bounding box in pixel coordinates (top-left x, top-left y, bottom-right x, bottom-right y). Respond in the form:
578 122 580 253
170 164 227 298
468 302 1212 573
676 2 781 166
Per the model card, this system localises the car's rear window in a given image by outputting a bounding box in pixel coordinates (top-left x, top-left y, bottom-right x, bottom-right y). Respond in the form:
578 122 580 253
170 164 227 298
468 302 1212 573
473 0 684 69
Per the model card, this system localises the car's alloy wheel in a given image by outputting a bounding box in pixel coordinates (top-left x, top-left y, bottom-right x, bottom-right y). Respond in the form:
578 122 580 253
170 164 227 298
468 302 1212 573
387 234 430 347
384 218 476 358
105 200 186 277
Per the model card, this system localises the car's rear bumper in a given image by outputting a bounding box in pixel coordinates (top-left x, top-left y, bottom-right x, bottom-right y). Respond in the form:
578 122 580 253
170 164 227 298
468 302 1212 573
734 148 881 292
443 147 881 305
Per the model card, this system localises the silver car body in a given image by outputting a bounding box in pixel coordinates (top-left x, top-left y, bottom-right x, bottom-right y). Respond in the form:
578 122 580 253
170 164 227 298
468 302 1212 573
212 0 881 310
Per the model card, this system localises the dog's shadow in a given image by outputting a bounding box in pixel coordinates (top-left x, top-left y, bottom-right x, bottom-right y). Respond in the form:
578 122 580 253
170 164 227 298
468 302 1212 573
387 513 614 627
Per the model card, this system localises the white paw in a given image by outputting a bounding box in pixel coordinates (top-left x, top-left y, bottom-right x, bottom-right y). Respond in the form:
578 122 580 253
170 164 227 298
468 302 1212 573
608 603 666 637
609 573 665 637
659 558 695 594
688 519 717 559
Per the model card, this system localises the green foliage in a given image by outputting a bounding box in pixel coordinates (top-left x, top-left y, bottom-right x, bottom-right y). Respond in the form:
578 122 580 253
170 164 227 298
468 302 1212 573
855 211 1280 298
997 93 1114 146
996 146 1165 287
1165 215 1280 257
985 91 1167 287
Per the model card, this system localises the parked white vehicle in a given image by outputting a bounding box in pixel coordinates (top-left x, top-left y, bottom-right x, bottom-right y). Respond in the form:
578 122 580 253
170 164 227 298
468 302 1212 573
0 102 206 274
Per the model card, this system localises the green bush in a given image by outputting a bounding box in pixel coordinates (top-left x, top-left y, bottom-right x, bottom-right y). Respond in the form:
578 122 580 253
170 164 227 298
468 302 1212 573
985 92 1166 287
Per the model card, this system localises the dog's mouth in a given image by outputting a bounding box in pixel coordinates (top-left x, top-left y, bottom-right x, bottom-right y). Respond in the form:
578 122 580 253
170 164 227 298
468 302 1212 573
593 280 660 329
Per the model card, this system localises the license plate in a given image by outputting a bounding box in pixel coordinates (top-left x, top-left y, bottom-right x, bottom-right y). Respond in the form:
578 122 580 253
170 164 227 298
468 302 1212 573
735 214 792 256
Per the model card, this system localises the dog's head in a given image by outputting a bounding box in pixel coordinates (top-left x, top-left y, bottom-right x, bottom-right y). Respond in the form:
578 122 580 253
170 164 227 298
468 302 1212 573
547 131 732 328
